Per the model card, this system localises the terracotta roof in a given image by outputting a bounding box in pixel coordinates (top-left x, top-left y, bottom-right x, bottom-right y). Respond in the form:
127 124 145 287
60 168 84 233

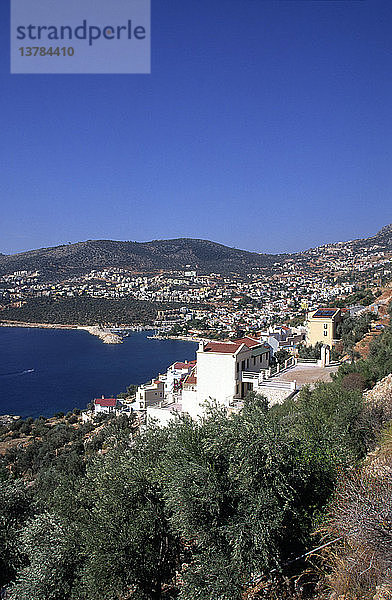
94 398 117 407
184 373 197 385
173 361 195 370
234 336 261 348
202 335 268 354
204 342 241 353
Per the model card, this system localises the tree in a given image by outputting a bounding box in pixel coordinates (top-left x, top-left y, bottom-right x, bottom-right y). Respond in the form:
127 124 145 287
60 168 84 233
298 342 323 359
274 349 290 365
162 402 335 599
321 445 392 600
9 513 81 600
0 480 33 589
76 436 178 600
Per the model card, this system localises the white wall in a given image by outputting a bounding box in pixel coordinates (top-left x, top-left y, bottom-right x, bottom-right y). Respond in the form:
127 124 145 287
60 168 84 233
196 350 236 407
147 406 178 427
255 383 296 406
182 388 203 420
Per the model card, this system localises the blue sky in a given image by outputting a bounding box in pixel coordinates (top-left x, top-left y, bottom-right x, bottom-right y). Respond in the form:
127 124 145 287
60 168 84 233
1 0 391 255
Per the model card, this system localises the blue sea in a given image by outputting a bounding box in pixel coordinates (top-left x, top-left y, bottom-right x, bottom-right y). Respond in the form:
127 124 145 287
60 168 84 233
0 328 198 418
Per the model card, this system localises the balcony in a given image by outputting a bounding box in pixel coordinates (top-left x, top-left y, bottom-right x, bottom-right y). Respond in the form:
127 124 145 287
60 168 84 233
241 371 260 383
241 370 270 384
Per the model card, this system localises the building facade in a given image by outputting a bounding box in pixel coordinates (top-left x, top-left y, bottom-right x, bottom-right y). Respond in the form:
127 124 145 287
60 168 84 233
190 337 271 418
306 308 342 346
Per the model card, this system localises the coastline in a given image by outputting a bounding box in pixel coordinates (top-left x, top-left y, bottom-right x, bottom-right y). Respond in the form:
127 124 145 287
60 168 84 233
0 323 211 345
0 320 140 344
0 320 78 331
77 326 122 344
149 334 208 343
1 325 198 419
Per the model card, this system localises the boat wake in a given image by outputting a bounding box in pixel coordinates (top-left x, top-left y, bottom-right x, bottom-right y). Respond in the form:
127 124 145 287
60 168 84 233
0 369 35 377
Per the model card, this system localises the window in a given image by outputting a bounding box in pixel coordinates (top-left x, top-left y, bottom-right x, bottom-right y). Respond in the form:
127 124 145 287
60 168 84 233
324 331 328 336
324 323 328 329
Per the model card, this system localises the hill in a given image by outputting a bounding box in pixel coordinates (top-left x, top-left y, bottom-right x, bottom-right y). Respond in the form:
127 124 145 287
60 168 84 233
352 222 392 250
0 238 285 279
0 224 391 280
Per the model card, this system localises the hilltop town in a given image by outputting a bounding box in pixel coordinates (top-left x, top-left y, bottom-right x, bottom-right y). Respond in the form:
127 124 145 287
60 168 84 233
1 225 391 336
1 226 391 429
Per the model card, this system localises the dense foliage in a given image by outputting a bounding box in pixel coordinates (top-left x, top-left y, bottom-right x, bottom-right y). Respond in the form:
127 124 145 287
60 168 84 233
1 297 176 326
335 287 378 308
336 312 375 359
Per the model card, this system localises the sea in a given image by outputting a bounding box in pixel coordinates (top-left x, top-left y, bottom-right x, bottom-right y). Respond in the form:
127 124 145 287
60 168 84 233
0 327 198 418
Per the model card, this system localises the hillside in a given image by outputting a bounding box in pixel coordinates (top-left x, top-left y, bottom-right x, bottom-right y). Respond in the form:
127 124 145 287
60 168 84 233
0 224 391 281
0 238 284 279
2 303 392 600
353 222 392 251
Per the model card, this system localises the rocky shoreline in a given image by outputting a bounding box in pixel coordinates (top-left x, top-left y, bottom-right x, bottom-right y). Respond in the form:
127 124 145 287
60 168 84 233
77 326 122 344
0 320 122 344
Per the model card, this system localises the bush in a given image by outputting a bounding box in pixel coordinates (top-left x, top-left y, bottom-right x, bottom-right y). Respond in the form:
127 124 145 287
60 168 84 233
341 372 367 391
322 445 392 600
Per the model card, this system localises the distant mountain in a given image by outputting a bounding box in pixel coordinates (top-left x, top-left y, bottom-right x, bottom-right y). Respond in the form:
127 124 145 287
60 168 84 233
300 224 392 254
353 223 392 250
0 238 285 279
0 225 391 280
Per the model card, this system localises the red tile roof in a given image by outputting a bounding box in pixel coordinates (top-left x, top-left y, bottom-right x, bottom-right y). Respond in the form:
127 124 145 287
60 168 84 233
94 398 117 407
203 336 262 354
234 336 261 348
204 342 241 353
184 373 197 385
173 361 196 370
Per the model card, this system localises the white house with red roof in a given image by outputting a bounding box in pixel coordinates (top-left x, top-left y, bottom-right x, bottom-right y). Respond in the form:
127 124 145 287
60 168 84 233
181 336 271 419
164 360 196 402
94 397 118 415
181 365 198 417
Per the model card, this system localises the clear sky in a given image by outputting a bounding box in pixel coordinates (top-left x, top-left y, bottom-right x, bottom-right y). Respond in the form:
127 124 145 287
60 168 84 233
1 0 391 255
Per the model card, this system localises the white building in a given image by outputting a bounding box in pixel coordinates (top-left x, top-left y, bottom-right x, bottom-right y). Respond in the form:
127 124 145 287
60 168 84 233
147 402 182 427
181 366 198 418
179 337 271 420
93 397 118 415
142 337 273 426
164 360 196 402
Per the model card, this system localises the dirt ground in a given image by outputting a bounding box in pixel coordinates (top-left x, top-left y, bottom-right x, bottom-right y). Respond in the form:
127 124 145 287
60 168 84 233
273 364 339 388
355 285 392 359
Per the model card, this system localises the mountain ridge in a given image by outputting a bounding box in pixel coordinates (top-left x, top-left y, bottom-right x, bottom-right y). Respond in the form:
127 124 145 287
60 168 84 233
0 224 391 279
0 238 287 278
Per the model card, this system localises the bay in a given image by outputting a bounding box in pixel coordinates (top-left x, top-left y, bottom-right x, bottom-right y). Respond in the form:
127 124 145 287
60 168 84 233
0 327 198 418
